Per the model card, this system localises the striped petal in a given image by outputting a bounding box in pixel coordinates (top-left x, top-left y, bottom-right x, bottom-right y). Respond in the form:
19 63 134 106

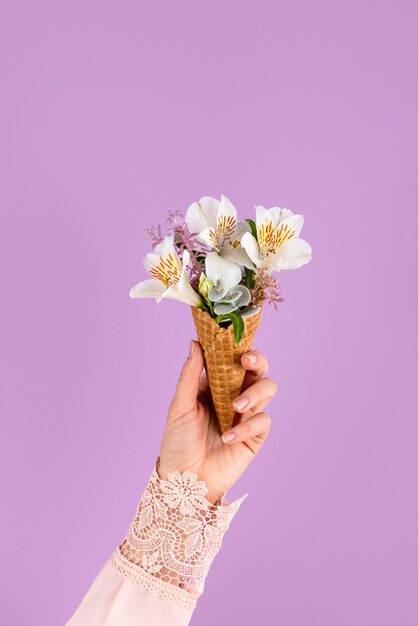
197 227 217 249
215 195 237 242
143 235 182 286
277 213 304 239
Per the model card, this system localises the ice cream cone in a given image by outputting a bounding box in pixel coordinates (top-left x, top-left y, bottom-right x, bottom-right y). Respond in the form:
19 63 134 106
191 305 262 434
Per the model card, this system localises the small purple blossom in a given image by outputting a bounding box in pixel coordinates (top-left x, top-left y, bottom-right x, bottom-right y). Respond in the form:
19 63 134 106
251 267 285 309
143 223 164 247
144 210 209 280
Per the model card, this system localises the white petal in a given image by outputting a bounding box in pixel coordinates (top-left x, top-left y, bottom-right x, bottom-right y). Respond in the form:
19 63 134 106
269 206 293 227
221 245 255 270
143 252 161 274
162 272 202 306
254 205 271 230
161 235 183 272
233 220 251 241
277 208 294 222
241 232 262 268
205 251 242 289
216 194 237 239
129 279 166 302
162 234 175 257
278 213 304 238
219 194 237 216
271 238 312 270
154 240 165 254
197 227 217 248
185 197 219 234
182 249 190 268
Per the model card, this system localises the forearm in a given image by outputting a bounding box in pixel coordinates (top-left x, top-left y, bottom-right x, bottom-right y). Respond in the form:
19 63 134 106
110 457 247 611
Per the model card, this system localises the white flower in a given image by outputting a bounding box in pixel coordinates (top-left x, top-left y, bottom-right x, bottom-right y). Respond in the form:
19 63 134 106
159 469 209 516
205 250 242 292
185 194 254 269
241 205 312 272
129 234 203 307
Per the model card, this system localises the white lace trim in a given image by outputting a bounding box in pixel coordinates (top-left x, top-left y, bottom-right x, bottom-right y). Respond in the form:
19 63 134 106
109 458 247 611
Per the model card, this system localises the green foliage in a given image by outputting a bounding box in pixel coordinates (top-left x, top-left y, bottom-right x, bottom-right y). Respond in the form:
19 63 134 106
215 311 245 344
245 218 257 239
244 266 256 289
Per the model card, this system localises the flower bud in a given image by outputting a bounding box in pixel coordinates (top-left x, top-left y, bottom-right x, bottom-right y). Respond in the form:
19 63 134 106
198 272 214 298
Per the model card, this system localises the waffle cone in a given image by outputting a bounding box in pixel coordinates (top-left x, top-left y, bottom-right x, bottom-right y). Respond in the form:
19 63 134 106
191 306 262 434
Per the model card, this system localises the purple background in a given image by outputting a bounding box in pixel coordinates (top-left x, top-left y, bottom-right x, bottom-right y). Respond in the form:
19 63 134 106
1 1 417 625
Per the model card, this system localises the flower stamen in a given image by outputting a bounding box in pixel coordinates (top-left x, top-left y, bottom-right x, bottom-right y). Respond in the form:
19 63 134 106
148 253 181 286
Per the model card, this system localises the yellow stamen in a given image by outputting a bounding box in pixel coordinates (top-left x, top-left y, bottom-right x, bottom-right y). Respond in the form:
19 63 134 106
148 253 181 286
258 220 295 255
216 215 236 241
208 229 217 247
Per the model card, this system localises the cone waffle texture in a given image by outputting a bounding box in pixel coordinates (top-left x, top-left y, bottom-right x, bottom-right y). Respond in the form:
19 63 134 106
191 306 262 434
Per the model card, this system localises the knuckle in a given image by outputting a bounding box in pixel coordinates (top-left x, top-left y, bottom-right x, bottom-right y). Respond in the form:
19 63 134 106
260 377 277 399
270 378 278 394
243 420 253 438
260 353 269 374
263 412 272 430
264 376 276 389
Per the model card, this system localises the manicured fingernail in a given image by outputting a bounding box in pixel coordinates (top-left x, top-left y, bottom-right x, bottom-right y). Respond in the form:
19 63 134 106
233 396 249 411
189 340 195 358
222 431 236 443
243 353 257 365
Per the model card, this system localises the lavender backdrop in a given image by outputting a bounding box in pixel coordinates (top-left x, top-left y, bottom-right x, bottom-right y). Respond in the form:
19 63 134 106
1 1 417 625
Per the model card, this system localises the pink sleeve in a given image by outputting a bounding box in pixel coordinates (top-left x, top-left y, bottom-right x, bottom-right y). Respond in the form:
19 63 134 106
65 458 247 626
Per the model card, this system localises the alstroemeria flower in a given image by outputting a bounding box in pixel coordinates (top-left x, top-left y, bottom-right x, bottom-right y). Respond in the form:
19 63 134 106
185 194 254 269
129 235 203 307
241 206 312 272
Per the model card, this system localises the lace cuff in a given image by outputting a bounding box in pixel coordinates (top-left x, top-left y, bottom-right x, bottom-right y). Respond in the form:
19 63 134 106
109 457 247 611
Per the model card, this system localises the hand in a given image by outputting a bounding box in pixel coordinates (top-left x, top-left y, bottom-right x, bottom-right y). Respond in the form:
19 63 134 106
158 339 278 503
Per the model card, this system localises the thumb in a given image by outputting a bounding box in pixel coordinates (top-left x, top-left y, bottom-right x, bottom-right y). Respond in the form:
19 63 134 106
169 340 204 416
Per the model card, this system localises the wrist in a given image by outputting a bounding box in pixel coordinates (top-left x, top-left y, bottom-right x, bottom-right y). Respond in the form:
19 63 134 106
157 461 222 505
110 457 247 610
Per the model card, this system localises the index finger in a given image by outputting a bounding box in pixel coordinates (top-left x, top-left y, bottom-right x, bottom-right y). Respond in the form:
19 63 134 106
240 350 269 391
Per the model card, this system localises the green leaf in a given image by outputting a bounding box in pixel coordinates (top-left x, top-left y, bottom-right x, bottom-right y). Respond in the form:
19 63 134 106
215 311 245 344
204 295 215 316
197 300 210 314
244 266 255 289
245 218 257 240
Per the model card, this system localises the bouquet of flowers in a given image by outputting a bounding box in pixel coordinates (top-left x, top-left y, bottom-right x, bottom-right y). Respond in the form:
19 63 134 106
130 195 312 433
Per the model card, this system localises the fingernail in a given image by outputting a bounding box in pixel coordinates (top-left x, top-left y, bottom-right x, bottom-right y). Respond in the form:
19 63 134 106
244 353 257 365
222 431 236 443
189 340 195 358
233 396 249 411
